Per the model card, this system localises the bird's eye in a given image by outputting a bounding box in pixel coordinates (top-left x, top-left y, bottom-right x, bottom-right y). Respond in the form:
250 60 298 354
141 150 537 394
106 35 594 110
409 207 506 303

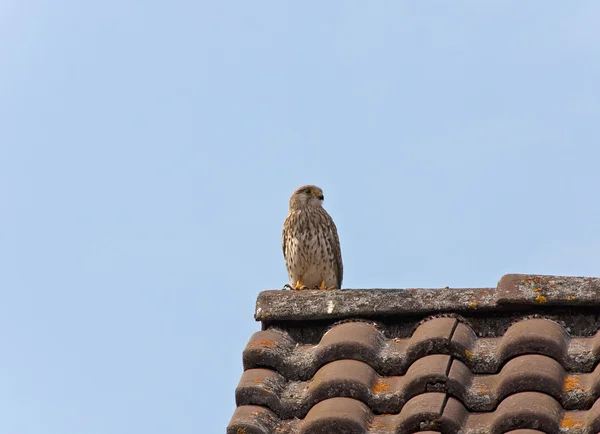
305 188 312 194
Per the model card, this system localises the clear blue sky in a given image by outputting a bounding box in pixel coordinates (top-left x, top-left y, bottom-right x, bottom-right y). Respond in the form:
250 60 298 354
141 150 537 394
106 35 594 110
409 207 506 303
2 2 600 433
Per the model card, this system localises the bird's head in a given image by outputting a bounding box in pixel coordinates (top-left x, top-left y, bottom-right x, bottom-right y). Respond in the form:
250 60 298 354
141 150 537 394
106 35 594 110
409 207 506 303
289 185 324 210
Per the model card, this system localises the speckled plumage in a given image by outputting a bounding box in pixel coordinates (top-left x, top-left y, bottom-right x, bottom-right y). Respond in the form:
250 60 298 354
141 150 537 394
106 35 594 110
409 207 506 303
282 185 343 290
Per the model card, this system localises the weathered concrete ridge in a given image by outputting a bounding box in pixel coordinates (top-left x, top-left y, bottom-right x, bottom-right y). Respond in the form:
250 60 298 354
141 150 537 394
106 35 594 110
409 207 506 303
255 274 600 322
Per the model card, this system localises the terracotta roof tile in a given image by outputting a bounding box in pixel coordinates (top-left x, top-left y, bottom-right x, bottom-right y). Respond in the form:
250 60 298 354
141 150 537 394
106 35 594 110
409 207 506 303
243 318 457 380
237 355 451 418
228 273 600 433
452 318 600 373
228 394 600 433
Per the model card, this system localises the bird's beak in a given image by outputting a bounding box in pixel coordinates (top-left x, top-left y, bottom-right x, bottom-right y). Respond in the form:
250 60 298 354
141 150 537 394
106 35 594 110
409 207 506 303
317 194 324 200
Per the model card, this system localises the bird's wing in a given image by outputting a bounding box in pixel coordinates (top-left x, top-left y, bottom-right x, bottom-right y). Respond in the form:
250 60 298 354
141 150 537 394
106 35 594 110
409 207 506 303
325 211 343 289
282 220 288 259
333 226 343 288
282 211 293 260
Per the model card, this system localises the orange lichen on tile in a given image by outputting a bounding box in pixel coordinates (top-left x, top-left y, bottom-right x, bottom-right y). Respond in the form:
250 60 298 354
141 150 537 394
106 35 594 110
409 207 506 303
567 295 577 301
469 301 478 309
465 349 475 360
561 414 583 430
250 339 276 347
367 422 386 429
563 375 585 393
523 276 545 284
535 295 547 303
533 287 542 293
236 428 247 434
372 379 390 393
480 290 489 295
475 383 489 395
253 377 264 383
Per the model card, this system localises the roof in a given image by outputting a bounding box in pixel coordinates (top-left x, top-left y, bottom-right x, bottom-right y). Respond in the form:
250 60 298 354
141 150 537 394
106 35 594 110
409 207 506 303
227 273 600 433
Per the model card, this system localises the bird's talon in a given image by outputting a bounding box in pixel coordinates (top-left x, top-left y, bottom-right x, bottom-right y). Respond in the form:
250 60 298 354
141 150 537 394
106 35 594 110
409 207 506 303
286 280 307 290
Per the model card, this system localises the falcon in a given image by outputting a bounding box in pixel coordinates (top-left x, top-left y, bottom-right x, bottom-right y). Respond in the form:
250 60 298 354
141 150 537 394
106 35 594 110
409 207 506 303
282 185 343 290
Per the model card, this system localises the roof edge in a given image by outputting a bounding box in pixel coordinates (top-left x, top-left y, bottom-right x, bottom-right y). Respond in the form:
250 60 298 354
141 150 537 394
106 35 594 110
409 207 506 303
255 274 600 322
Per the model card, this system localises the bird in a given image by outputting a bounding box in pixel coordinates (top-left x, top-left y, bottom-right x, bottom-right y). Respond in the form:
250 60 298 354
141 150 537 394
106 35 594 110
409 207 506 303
282 185 343 290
